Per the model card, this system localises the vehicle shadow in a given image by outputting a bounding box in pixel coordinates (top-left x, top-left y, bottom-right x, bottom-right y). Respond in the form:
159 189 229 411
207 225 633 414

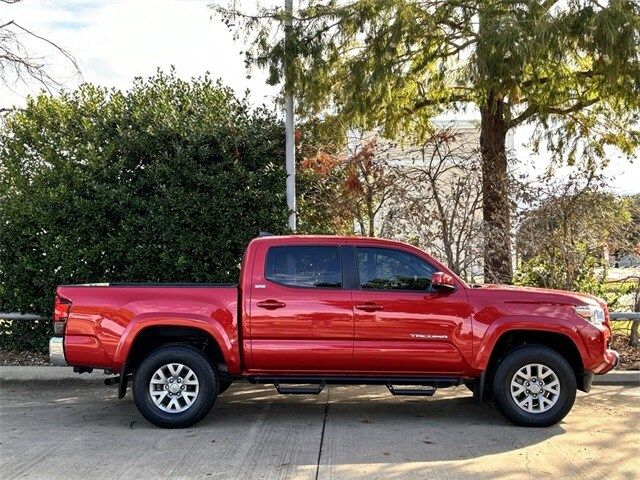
202 383 565 461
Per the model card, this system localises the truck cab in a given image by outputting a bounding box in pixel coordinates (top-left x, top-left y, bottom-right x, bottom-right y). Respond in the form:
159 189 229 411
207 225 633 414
242 236 473 376
50 235 619 428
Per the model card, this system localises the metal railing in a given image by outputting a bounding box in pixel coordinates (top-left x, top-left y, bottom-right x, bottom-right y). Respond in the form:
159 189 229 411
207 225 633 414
610 312 640 321
609 313 640 346
0 312 43 321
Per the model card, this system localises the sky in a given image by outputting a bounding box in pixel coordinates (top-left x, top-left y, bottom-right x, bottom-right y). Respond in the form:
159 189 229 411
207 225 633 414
1 0 639 194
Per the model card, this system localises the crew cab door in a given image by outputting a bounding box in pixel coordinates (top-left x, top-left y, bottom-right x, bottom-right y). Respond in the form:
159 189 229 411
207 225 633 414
247 242 354 373
349 245 472 375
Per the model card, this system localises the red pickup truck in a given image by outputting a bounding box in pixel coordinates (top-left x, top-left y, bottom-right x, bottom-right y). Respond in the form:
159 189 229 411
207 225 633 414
49 234 619 428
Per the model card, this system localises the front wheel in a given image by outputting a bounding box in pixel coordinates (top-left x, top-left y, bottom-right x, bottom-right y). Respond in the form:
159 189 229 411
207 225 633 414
492 345 576 427
133 345 218 428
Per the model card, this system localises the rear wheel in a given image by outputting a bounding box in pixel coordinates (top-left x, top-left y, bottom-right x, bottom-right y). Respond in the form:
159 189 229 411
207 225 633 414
492 345 576 427
133 345 218 428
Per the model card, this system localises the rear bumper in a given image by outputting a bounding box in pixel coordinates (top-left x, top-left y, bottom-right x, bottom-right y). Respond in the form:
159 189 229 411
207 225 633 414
49 337 67 366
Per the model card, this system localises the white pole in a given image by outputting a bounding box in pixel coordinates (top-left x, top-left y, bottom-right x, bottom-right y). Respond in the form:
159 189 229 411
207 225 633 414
285 0 296 232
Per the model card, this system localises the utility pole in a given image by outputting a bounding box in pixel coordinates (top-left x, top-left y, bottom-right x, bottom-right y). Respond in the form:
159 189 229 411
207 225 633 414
285 0 296 231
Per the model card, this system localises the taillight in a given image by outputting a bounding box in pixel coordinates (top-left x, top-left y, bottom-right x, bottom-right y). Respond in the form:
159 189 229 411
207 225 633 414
53 295 72 335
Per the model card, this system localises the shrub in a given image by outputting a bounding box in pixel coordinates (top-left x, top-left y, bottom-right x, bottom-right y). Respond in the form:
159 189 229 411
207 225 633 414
0 70 288 352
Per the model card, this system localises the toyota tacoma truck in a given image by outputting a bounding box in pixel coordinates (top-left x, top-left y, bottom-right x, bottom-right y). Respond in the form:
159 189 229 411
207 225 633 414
49 234 619 428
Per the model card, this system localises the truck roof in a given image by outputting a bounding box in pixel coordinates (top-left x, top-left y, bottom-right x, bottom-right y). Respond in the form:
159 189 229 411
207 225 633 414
249 234 431 255
253 234 407 244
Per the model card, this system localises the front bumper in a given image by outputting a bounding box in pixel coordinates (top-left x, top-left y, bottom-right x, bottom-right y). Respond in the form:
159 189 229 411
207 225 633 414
594 348 620 375
580 349 619 392
603 348 620 372
49 337 67 366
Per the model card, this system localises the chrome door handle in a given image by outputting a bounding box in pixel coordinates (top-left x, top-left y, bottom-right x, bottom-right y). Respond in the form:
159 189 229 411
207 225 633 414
257 300 287 310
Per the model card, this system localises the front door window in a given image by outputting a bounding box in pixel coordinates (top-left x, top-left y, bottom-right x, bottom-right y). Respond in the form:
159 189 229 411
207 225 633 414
356 247 436 291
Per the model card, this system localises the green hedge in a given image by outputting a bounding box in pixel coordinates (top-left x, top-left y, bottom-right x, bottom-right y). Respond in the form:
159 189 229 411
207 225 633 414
0 71 288 352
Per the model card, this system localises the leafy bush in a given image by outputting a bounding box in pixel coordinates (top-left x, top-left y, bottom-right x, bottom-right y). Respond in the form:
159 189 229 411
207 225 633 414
514 187 638 305
514 252 636 309
0 71 288 352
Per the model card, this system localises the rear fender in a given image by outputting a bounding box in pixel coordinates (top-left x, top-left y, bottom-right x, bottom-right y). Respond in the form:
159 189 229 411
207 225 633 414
113 313 240 374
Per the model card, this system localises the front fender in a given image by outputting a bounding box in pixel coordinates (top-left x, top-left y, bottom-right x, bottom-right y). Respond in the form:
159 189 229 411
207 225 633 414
472 315 588 371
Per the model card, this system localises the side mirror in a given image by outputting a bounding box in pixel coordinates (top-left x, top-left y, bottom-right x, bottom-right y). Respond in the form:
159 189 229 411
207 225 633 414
431 271 456 293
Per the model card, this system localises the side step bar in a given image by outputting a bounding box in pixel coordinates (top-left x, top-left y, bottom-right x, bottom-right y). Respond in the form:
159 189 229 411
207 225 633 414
274 381 325 395
386 384 436 396
248 376 463 395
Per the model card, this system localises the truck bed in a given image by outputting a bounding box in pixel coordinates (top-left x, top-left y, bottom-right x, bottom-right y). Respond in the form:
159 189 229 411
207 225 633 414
57 283 240 373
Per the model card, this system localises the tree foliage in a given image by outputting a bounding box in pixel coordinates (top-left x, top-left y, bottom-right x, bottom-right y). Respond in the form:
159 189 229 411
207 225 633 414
384 128 484 281
300 136 399 236
0 70 288 351
515 173 638 295
294 119 354 234
218 0 640 163
216 0 640 282
298 126 484 281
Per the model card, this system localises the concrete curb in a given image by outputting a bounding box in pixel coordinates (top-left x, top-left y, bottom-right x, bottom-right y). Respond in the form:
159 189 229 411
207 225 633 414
1 365 639 385
592 370 640 385
0 366 107 381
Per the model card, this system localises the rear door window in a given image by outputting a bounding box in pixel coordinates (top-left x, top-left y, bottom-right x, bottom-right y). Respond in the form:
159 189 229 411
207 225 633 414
265 246 342 288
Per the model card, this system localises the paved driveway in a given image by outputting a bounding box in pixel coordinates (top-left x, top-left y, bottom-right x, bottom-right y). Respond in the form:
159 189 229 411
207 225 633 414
1 367 638 480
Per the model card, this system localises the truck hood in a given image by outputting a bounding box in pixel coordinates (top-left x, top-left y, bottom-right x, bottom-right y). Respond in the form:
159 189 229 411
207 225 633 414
472 283 606 308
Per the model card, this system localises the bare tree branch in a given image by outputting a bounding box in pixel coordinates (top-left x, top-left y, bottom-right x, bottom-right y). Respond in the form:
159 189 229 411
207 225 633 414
509 97 600 128
0 2 80 103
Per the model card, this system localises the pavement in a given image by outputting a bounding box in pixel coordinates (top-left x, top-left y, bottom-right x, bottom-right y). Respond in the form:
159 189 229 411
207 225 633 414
0 367 638 480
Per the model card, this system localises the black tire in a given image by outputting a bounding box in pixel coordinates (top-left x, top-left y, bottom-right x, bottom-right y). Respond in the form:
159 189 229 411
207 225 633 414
133 345 218 428
218 380 233 394
492 345 576 427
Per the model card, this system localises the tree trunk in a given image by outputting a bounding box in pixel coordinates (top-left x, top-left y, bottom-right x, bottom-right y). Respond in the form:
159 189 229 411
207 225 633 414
631 290 640 347
480 97 513 283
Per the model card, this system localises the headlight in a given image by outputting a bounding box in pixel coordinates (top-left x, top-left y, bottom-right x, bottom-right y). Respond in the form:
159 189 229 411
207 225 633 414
574 305 605 327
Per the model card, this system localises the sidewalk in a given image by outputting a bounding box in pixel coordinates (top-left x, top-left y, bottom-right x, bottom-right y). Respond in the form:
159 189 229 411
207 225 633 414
1 367 638 480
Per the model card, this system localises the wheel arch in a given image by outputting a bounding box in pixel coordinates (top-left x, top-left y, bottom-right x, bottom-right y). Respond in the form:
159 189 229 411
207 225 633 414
474 318 587 371
114 316 240 376
480 327 588 391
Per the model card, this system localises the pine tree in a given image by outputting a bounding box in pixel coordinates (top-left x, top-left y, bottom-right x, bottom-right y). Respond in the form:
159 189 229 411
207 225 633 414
217 0 640 282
